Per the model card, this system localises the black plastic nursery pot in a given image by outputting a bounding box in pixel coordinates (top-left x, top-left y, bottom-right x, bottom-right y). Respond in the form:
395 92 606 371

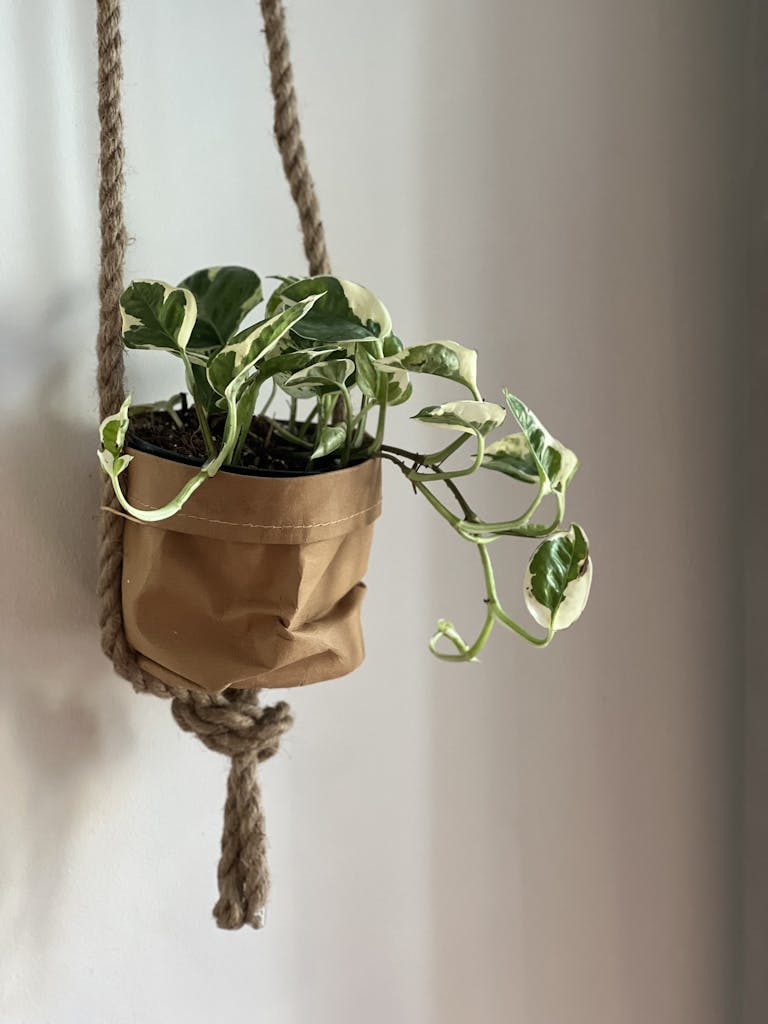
119 445 382 693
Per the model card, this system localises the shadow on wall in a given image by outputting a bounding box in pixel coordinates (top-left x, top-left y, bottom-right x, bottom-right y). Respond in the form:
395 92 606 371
0 333 135 968
0 2 141 976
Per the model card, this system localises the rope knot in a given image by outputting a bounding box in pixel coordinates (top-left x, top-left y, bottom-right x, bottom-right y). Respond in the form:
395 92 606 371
170 688 294 929
171 690 293 762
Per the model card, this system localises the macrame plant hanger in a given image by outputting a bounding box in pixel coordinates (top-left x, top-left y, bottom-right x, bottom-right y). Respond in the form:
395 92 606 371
95 0 330 931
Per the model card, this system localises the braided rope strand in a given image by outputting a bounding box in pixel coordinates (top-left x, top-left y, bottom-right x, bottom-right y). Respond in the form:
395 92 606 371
172 692 294 928
95 0 172 700
96 0 126 423
95 0 327 928
260 0 330 276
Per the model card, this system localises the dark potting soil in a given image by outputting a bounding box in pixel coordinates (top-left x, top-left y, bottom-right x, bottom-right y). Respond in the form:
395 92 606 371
128 407 340 475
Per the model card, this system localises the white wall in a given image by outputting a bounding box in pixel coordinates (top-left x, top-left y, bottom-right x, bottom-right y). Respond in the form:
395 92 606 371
0 1 747 1022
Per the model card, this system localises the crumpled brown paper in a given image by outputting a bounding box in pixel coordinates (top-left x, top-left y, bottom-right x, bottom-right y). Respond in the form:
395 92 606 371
120 448 382 693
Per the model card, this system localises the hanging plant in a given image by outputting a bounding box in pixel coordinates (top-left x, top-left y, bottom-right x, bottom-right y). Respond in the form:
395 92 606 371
99 267 592 690
93 0 593 932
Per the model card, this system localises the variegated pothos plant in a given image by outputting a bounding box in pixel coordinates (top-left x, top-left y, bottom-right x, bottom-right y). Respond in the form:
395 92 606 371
99 266 592 660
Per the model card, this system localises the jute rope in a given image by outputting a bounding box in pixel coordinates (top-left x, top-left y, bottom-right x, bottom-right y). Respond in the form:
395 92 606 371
260 0 330 276
95 0 328 929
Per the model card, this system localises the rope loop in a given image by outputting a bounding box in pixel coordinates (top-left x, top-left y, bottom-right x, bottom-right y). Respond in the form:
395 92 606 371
171 690 294 761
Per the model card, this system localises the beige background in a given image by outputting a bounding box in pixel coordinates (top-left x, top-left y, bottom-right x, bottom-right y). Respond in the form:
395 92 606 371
0 1 757 1022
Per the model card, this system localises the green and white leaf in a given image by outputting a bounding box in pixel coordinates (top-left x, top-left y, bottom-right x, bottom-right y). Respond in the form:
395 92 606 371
504 391 579 496
97 396 134 482
256 348 335 382
275 276 392 344
369 352 413 405
178 266 263 349
99 395 131 458
281 357 354 398
265 275 300 318
377 340 479 397
97 447 133 480
388 379 413 406
354 345 382 400
310 423 348 460
412 400 506 436
120 280 197 354
524 524 592 631
372 355 409 393
482 433 540 483
188 361 219 417
207 294 323 397
381 333 405 357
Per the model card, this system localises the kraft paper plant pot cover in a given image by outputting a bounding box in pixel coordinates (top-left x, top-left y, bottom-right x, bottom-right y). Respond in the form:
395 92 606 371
120 448 382 693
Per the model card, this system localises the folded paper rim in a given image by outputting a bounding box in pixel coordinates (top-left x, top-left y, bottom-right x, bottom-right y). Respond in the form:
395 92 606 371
123 446 383 544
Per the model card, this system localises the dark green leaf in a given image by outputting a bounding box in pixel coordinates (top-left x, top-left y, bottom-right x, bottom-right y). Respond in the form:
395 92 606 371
504 392 578 494
525 525 592 630
121 280 196 353
207 295 322 397
481 433 539 483
179 266 262 349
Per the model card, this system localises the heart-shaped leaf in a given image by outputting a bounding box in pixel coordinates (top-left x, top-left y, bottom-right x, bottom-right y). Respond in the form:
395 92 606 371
354 345 381 400
97 447 133 480
207 294 322 397
524 524 592 630
121 280 197 354
178 266 262 350
98 395 134 481
372 355 409 394
504 391 578 495
258 348 336 381
274 276 392 344
482 433 539 483
377 340 479 396
99 395 131 458
310 423 348 460
412 400 506 436
282 358 354 398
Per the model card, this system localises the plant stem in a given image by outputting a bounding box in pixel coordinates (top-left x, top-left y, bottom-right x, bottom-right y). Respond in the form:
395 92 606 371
428 434 470 464
378 447 554 659
267 419 314 449
457 501 561 539
181 352 216 459
340 386 355 465
381 433 468 467
413 479 461 527
258 380 277 417
353 397 372 447
477 545 550 645
443 478 477 521
429 544 552 661
105 464 211 523
230 388 258 466
364 396 388 456
298 401 320 438
193 402 216 460
377 451 460 527
407 431 485 482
